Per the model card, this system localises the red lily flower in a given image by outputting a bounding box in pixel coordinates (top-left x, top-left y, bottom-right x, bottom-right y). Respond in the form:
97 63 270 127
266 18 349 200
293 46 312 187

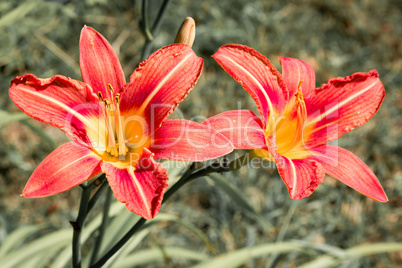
204 44 387 201
9 26 233 219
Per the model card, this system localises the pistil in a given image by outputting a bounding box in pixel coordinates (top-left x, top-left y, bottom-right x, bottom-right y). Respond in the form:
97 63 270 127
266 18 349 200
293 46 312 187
283 81 307 152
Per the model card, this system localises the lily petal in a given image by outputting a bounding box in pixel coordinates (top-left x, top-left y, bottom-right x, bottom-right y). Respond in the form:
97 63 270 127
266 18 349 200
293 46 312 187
213 45 288 126
279 56 315 98
22 142 102 198
304 70 385 147
9 74 103 146
120 44 203 135
202 110 266 150
277 157 325 199
102 153 169 219
310 145 388 202
151 119 234 161
266 135 325 199
79 26 125 99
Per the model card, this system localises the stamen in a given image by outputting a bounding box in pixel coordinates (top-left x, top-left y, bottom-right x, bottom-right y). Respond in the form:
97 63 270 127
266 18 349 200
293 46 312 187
108 83 114 93
103 99 117 156
103 99 110 107
115 93 120 104
97 91 103 101
115 93 128 156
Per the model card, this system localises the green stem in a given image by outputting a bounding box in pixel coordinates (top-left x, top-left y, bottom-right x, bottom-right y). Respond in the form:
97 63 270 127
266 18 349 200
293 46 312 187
90 184 113 265
151 0 172 34
87 174 108 213
90 162 232 268
140 0 152 42
72 183 95 268
90 218 146 268
140 0 172 61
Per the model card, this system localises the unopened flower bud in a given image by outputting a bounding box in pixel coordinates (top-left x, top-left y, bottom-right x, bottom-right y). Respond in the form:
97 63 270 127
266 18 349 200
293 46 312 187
174 17 195 47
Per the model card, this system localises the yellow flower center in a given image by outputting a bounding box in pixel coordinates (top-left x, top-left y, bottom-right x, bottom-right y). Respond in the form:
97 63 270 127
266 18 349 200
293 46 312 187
90 84 149 168
255 81 312 161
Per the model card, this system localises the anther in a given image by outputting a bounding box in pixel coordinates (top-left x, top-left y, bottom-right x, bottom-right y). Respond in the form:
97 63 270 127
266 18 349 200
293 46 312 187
298 80 304 91
103 99 111 109
115 93 120 104
97 91 103 101
107 83 114 93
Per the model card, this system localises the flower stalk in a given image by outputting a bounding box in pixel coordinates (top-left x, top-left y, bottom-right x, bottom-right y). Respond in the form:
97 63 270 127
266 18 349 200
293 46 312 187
140 0 173 61
90 159 236 268
89 183 113 265
71 182 95 268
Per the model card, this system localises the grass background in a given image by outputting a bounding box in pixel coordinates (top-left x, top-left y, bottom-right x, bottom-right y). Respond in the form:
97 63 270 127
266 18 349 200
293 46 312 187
0 0 401 267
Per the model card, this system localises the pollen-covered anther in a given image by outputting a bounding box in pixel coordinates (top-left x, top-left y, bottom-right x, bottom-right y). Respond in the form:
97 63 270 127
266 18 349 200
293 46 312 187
97 91 104 101
108 83 114 93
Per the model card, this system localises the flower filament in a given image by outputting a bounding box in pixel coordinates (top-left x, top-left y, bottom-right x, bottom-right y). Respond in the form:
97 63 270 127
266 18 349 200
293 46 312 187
98 84 129 157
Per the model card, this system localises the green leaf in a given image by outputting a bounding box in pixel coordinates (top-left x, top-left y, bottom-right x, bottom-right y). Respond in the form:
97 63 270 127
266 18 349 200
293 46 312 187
0 2 38 29
99 229 150 268
100 212 215 267
299 242 402 268
0 110 28 129
0 229 71 268
118 247 210 268
50 201 126 268
0 224 47 257
21 120 57 150
0 110 56 150
16 244 63 268
209 174 273 231
191 242 304 268
148 213 216 254
98 205 140 255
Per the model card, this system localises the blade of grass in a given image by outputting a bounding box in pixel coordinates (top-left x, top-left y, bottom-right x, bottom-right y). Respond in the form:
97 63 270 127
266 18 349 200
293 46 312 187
0 229 71 268
20 120 56 150
98 207 140 255
191 242 305 268
16 244 63 268
50 202 126 268
0 224 47 257
0 110 28 128
147 213 216 254
299 242 402 268
100 229 150 268
0 1 38 29
209 174 273 232
101 213 216 267
34 32 80 77
266 200 300 268
118 247 210 268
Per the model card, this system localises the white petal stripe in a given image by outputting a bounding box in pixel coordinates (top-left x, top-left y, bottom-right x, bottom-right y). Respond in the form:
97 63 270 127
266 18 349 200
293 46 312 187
308 79 379 125
137 53 193 113
127 166 151 214
18 86 102 139
219 54 275 118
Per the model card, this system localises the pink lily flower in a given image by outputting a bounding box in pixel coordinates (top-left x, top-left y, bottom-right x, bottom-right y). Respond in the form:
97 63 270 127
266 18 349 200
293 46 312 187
9 26 233 219
204 44 387 201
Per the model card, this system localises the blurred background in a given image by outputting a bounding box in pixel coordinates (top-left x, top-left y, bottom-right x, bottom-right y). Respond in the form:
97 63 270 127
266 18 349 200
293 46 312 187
0 0 401 267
